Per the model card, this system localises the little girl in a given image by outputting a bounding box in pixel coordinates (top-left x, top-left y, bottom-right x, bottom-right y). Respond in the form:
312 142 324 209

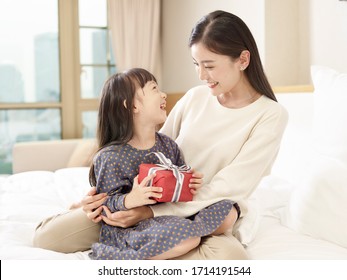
89 68 234 260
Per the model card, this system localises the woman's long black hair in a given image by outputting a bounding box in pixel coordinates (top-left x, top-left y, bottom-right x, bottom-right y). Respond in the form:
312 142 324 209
189 10 277 102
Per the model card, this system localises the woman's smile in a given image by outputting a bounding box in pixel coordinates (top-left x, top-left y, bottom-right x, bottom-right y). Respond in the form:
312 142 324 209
207 81 219 89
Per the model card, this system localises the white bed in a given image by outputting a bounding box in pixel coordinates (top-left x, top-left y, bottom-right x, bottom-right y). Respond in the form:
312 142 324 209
1 65 347 260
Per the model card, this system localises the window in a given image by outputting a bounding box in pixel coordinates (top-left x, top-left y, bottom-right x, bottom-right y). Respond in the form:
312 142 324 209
79 0 116 99
78 0 116 137
0 0 60 173
0 0 114 174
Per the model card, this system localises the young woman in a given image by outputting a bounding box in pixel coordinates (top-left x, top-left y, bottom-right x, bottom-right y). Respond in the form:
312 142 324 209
34 11 288 260
87 68 235 260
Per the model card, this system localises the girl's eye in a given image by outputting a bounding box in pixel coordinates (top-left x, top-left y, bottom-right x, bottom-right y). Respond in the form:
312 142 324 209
204 65 214 69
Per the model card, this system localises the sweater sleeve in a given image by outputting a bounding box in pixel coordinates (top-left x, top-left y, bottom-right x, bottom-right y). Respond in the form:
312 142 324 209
197 107 288 202
94 152 129 212
152 104 288 218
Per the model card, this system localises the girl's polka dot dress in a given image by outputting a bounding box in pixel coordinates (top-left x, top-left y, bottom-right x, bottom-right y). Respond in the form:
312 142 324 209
89 133 234 260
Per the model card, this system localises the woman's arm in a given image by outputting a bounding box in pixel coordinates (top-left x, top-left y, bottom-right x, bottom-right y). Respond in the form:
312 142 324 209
77 187 154 227
101 205 154 228
98 171 202 227
74 186 107 223
80 171 203 227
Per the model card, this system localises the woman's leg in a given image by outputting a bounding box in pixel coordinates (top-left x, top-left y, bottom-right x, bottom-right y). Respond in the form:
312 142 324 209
170 204 248 260
33 207 100 253
149 237 201 260
170 234 248 260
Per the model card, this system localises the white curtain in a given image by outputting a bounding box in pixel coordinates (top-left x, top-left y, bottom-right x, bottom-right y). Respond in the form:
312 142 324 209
108 0 161 81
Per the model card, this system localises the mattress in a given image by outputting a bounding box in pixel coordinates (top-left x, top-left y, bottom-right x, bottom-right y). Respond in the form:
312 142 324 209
1 167 346 260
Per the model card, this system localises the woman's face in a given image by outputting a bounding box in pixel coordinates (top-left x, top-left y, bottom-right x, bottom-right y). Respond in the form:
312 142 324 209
191 43 243 96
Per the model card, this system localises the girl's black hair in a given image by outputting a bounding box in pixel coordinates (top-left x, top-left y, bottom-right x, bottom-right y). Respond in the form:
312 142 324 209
89 68 157 186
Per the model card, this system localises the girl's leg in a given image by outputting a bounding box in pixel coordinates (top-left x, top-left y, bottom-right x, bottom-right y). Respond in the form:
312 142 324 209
33 207 100 253
148 237 201 260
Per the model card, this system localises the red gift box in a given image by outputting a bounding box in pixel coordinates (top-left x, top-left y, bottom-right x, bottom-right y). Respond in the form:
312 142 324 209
138 163 193 202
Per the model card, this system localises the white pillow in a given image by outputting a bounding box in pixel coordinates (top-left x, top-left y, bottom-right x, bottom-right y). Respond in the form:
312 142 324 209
284 157 347 248
282 65 347 248
311 65 347 160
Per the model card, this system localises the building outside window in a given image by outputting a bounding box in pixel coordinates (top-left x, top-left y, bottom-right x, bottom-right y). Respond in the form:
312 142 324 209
79 0 116 138
0 0 114 174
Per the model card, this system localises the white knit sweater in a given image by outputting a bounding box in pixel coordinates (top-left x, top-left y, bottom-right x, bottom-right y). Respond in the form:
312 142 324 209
151 85 288 222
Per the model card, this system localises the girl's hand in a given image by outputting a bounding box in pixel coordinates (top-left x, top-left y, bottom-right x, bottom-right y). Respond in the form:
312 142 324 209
77 187 108 223
189 170 204 195
124 174 163 209
101 205 154 228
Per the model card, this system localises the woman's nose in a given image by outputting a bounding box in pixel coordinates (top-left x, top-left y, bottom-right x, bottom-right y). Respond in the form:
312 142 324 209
161 91 167 99
198 67 207 81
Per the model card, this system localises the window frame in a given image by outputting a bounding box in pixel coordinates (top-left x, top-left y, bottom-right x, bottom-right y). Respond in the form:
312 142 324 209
0 0 109 139
61 0 113 139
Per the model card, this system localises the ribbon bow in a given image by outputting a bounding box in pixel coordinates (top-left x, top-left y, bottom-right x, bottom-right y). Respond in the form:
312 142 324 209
147 152 191 202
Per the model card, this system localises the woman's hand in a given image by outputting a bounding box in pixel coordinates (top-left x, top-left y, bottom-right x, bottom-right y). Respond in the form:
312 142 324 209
124 174 162 209
101 205 154 228
76 187 108 223
189 170 204 195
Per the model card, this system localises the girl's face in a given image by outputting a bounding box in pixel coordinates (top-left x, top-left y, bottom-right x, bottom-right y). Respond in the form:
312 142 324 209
134 80 167 126
191 43 243 96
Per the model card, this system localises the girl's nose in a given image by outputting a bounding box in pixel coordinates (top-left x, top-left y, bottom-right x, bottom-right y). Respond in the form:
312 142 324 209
161 91 167 99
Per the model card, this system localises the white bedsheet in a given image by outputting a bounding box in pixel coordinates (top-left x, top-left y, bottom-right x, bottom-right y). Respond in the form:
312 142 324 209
0 168 91 260
1 167 347 260
246 176 347 259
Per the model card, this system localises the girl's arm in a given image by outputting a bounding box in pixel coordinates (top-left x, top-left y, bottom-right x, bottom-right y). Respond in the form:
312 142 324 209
123 174 162 209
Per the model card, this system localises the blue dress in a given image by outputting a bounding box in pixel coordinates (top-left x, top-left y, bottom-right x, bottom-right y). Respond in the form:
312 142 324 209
89 132 234 260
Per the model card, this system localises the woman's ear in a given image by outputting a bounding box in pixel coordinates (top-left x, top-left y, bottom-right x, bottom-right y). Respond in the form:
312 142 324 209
123 99 127 109
239 50 250 70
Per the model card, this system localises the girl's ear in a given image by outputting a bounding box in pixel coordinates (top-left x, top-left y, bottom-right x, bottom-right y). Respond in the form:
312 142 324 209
124 99 139 113
239 50 250 70
132 98 140 113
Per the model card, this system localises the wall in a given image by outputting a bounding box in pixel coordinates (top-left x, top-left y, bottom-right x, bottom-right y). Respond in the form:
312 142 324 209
161 0 347 93
264 0 301 86
309 0 347 74
161 0 265 93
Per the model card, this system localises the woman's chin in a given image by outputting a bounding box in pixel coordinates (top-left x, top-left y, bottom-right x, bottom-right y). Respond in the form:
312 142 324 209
209 88 221 96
